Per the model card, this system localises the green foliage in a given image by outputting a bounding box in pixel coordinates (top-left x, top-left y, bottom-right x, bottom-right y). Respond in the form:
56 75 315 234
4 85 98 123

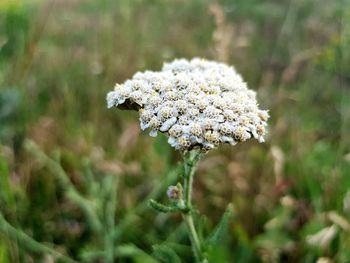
0 153 12 207
205 205 247 263
116 244 158 263
206 245 230 263
0 88 23 141
206 203 234 247
0 232 10 263
148 199 185 213
0 3 30 61
152 244 182 263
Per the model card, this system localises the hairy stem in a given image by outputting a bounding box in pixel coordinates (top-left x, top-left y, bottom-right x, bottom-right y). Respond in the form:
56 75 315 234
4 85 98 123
182 150 204 262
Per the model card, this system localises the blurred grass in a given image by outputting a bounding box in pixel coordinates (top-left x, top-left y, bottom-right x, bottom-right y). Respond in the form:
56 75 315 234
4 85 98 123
0 0 349 262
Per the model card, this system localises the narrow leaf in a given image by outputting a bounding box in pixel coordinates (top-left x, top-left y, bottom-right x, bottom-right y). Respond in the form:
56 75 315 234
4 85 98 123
148 199 185 213
206 203 234 246
117 244 158 263
152 244 182 263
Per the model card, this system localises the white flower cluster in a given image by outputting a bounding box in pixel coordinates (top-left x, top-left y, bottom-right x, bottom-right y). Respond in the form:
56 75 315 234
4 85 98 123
107 58 269 151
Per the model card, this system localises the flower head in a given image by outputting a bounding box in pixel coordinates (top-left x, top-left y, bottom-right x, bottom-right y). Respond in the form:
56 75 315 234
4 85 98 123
107 58 269 152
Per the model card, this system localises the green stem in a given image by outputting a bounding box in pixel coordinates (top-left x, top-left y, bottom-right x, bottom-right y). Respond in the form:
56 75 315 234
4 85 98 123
182 150 204 262
183 214 202 262
103 175 118 263
0 213 76 263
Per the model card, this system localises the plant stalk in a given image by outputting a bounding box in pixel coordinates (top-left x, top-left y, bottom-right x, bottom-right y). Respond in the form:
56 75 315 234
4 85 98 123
182 150 204 262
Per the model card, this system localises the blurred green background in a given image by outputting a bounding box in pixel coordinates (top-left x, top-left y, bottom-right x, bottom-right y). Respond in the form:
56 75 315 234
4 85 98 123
0 0 350 262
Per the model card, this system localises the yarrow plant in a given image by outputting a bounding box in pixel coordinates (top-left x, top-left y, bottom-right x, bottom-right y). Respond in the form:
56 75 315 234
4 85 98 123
107 58 268 151
107 58 269 262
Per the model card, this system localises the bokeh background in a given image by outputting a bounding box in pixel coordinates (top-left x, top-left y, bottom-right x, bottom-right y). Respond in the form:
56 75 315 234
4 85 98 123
1 0 350 262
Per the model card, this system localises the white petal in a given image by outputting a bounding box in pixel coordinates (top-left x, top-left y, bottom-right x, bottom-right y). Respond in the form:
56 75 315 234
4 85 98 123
149 130 158 137
182 125 190 134
196 137 204 143
168 137 178 146
160 117 177 132
203 142 214 149
229 140 238 145
107 100 115 108
251 130 258 139
106 91 118 108
140 122 150 130
118 98 126 104
217 115 224 122
221 136 234 143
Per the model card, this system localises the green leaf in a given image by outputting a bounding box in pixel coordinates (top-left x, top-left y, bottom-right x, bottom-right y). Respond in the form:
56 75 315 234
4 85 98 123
206 245 230 263
79 244 158 263
152 244 182 263
0 153 14 207
0 238 10 263
206 203 234 247
148 199 186 213
117 244 158 263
